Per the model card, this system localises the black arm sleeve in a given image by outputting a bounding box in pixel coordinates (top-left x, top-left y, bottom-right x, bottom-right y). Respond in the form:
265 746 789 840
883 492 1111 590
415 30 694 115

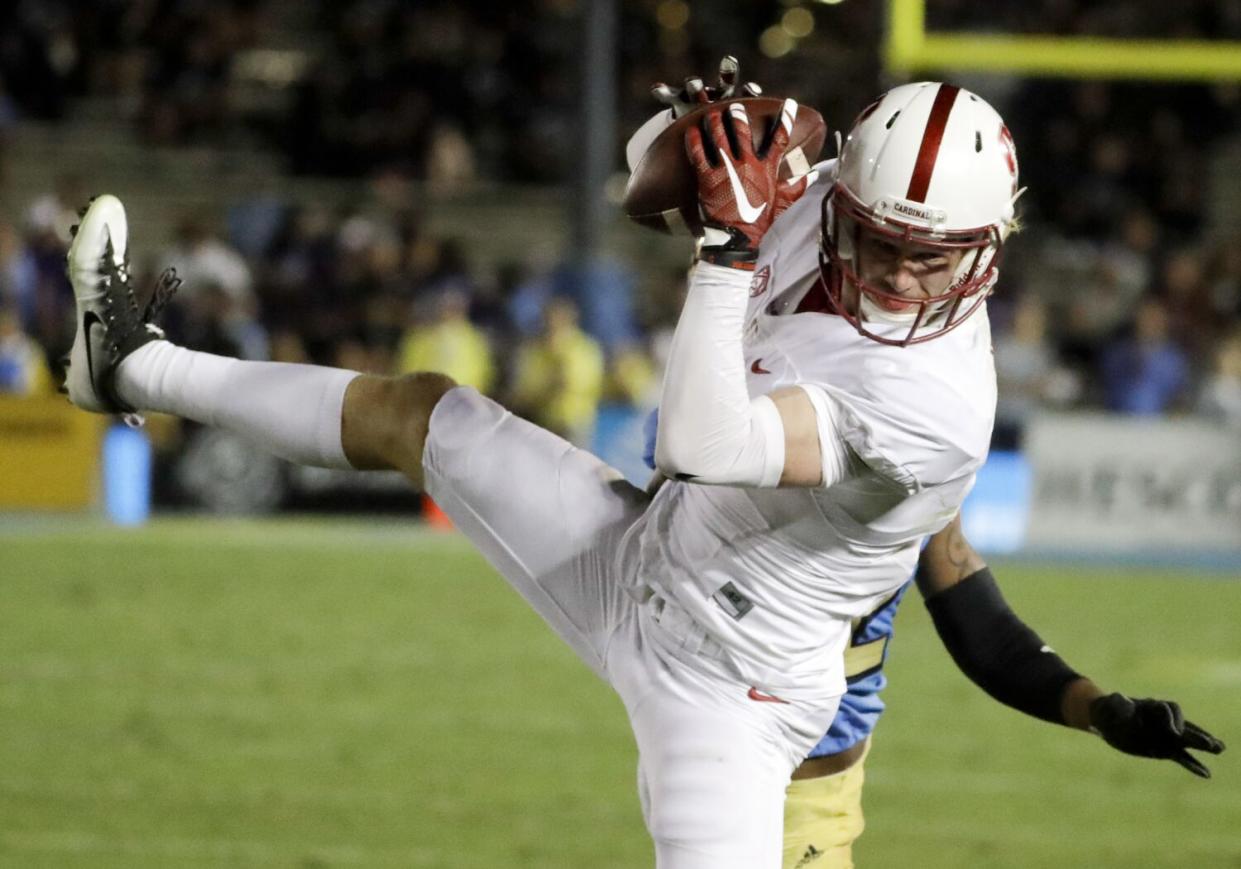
923 567 1082 725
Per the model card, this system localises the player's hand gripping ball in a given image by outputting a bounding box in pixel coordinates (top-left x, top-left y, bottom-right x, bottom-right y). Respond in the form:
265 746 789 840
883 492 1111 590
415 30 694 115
623 96 826 237
687 98 820 253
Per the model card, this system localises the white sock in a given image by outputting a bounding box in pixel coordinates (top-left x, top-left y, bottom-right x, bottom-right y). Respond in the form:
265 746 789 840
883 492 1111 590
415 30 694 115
116 340 360 469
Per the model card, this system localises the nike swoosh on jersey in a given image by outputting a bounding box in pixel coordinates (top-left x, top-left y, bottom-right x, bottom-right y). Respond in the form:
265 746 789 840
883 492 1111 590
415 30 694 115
750 358 771 374
721 153 767 224
747 686 788 704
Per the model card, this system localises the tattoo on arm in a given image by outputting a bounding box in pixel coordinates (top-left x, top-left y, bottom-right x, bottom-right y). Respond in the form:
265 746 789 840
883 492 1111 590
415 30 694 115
942 518 976 581
917 514 988 596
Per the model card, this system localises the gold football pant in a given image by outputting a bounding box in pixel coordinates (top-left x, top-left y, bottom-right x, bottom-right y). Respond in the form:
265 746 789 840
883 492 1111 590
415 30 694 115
782 740 870 869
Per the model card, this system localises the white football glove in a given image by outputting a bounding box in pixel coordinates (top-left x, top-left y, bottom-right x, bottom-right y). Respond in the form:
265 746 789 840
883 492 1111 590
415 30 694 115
650 55 762 118
626 55 762 173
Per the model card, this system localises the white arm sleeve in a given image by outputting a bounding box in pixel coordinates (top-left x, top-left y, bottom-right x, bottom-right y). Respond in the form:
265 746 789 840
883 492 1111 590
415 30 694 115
655 261 786 487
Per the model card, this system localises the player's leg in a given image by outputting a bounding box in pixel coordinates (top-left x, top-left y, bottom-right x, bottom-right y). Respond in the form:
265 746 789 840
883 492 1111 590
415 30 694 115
782 741 871 869
70 195 645 675
68 194 474 493
611 618 839 869
119 337 453 486
67 195 385 473
632 695 791 868
70 195 644 673
114 339 364 468
338 371 456 484
421 385 648 676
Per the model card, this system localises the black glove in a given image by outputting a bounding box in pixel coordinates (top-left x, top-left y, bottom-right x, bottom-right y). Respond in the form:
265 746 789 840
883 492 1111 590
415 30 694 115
1089 693 1225 778
650 55 762 119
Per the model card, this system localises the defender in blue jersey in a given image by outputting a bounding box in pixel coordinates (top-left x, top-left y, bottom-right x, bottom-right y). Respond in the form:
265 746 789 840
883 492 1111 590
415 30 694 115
781 581 907 868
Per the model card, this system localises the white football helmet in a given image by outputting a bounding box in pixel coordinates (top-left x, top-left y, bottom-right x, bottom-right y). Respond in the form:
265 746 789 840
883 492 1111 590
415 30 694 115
820 82 1022 345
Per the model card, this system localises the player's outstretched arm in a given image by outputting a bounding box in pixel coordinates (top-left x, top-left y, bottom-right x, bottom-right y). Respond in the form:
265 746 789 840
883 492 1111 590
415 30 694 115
654 98 833 488
917 516 1226 778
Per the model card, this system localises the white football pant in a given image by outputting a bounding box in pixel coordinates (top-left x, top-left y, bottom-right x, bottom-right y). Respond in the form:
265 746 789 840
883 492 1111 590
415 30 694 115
422 387 839 869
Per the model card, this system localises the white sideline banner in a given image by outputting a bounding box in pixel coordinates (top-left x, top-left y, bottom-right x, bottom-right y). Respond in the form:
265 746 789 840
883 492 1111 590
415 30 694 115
1024 413 1241 554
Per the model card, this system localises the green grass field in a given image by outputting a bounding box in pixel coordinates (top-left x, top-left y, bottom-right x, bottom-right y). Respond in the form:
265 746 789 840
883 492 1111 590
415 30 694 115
2 516 1239 868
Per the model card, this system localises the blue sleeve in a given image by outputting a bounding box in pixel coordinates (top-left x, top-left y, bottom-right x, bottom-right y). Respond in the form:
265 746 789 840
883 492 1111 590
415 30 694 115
806 579 911 758
643 408 659 470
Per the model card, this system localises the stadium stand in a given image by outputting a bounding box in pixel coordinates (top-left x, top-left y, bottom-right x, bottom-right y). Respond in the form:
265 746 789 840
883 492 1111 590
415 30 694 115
1 0 1239 489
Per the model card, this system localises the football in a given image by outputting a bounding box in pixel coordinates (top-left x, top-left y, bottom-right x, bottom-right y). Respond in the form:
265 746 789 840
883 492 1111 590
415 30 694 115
623 97 828 235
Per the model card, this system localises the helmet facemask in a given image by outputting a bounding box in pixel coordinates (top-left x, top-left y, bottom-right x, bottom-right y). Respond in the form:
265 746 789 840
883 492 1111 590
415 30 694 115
818 185 1002 346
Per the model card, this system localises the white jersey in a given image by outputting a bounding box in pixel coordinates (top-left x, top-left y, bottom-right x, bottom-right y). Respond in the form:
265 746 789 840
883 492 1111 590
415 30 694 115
632 167 997 703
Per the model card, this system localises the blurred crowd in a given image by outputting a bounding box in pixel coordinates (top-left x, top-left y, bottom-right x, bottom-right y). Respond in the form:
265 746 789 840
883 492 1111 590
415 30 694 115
1 0 1240 445
0 176 652 446
989 73 1241 442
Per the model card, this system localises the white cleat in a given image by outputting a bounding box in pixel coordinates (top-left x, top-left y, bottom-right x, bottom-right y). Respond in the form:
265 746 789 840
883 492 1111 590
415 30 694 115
63 194 179 420
65 194 129 413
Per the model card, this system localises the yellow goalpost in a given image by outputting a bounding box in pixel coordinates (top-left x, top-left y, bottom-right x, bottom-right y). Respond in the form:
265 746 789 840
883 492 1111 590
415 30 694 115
885 0 1241 81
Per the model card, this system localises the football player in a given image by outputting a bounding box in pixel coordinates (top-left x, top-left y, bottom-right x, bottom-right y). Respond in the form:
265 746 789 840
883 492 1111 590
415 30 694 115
636 62 1223 869
61 74 1221 869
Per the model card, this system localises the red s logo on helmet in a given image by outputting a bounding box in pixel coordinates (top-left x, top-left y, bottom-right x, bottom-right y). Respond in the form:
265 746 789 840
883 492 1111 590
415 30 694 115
998 124 1018 191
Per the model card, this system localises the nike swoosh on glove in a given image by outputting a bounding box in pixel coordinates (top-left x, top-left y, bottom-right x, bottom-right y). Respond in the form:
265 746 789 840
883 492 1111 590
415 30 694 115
686 98 816 257
1089 693 1225 778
